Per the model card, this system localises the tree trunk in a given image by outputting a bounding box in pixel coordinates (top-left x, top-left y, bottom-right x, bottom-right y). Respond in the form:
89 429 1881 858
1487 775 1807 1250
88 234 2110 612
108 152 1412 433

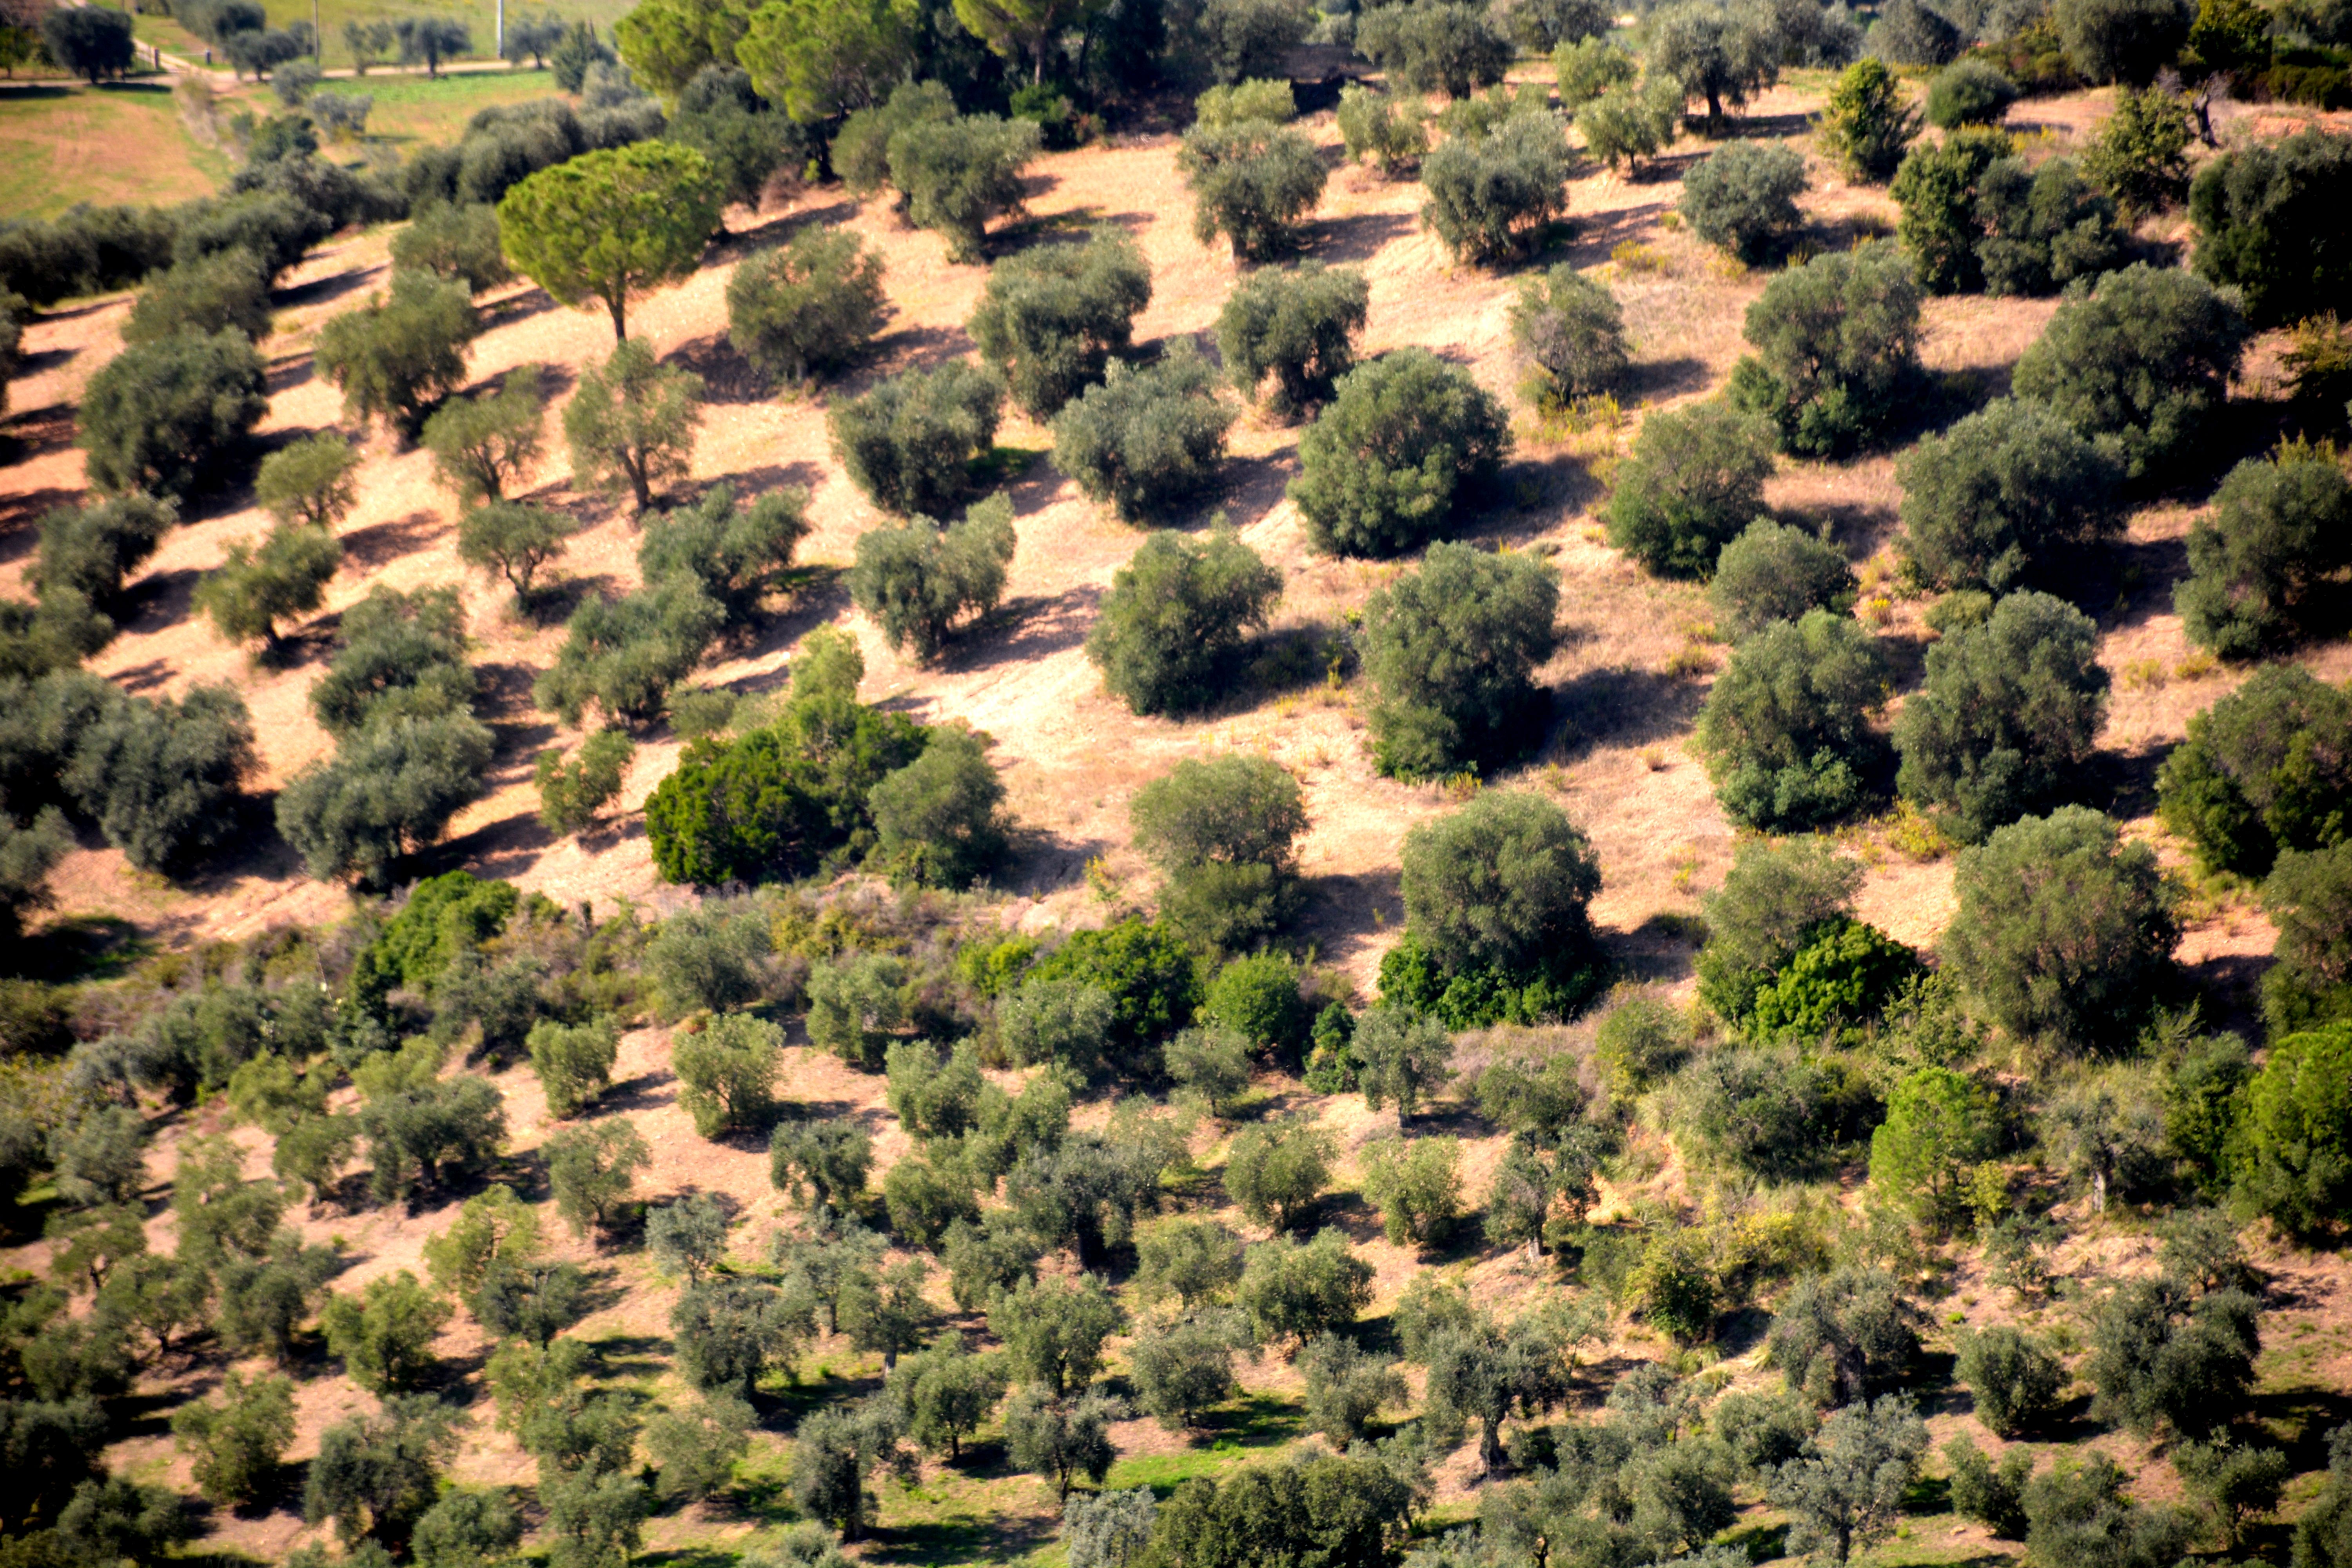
1479 1416 1504 1476
607 293 628 341
1705 87 1722 122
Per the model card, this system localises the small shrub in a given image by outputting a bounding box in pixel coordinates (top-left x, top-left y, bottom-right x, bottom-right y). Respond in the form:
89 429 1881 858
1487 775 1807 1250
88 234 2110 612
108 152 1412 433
829 359 1007 518
1575 76 1684 173
674 1013 783 1137
1216 263 1368 417
638 481 812 623
1926 60 2019 127
1290 348 1511 558
255 434 360 529
1606 400 1776 579
1085 526 1281 717
848 493 1018 663
1358 1135 1463 1248
2010 261 2249 481
1510 263 1629 406
1420 114 1571 267
534 729 636 835
1728 240 1920 457
969 229 1152 421
726 226 888 389
1697 609 1889 831
1051 344 1236 521
1336 85 1429 177
194 522 343 654
1710 519 1857 637
1680 140 1808 263
532 574 726 727
1203 952 1312 1057
1957 1326 2066 1435
2081 84 2192 215
1180 121 1328 261
459 501 574 602
1819 58 1920 181
1554 36 1638 108
78 329 269 501
527 1016 620 1119
1195 78 1296 129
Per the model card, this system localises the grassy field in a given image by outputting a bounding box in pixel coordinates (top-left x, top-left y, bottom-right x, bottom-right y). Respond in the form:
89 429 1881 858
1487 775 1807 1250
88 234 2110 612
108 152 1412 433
311 64 569 145
0 80 230 219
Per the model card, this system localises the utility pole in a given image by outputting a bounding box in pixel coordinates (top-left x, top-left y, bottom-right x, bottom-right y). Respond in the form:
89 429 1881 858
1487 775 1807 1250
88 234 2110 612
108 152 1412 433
312 0 320 59
496 0 504 60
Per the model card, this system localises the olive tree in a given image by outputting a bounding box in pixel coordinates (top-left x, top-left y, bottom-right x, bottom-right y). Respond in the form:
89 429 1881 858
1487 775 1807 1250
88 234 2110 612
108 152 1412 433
1290 349 1511 558
829 359 1007 518
194 521 343 655
1680 140 1808 263
886 113 1042 263
1729 241 1920 457
563 338 706 511
726 226 888 389
1894 397 2123 593
1361 540 1558 781
1355 2 1511 96
1698 610 1888 831
1180 122 1328 261
848 493 1018 663
1710 519 1856 637
1129 753 1308 951
969 229 1152 420
313 272 481 439
78 330 269 500
123 249 272 347
391 202 510 292
2176 442 2352 658
1649 0 1781 123
1400 788 1601 985
1940 806 2180 1052
2189 127 2352 327
1818 58 1919 181
496 140 724 339
2009 261 2250 481
2154 664 2352 881
869 726 1011 889
1511 263 1629 407
420 367 544 505
1084 526 1281 717
1216 263 1368 418
277 714 497 887
1336 85 1430 178
1420 114 1572 267
1606 400 1775 579
255 434 360 530
673 1012 783 1137
1893 590 2108 842
2261 848 2352 1037
1051 345 1236 521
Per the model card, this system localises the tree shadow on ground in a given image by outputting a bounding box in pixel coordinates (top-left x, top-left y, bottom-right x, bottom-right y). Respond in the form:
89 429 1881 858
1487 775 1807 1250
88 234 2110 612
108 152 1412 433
1308 209 1416 265
1551 664 1705 760
340 508 445 569
665 332 771 405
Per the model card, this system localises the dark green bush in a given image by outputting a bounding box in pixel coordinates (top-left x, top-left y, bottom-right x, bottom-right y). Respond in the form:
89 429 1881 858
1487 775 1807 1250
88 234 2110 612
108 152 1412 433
1957 1326 2065 1434
666 63 803 211
1400 788 1601 986
969 229 1152 420
122 249 272 347
2080 84 2192 216
77 329 268 501
1356 2 1512 96
1729 240 1920 457
31 493 176 619
725 225 887 389
277 714 498 887
1894 590 2108 842
1709 519 1856 637
834 81 957 198
1290 348 1511 557
1419 113 1572 267
1216 263 1368 418
2189 127 2352 326
1025 917 1202 1052
1940 806 2179 1051
1819 59 1922 182
63 682 255 875
1696 834 1862 1023
848 493 1018 663
1130 753 1308 951
1749 917 1923 1043
1697 609 1889 831
828 359 1007 519
1606 400 1776 579
1891 127 2013 294
1196 0 1312 83
2009 261 2250 481
1179 123 1328 261
1868 0 1959 63
1051 344 1236 521
2175 440 2352 659
2261 846 2352 1035
1084 526 1281 717
1895 397 2123 593
1926 59 2019 125
2054 0 2190 83
1974 156 2127 297
1680 140 1808 263
1361 540 1558 780
2154 662 2351 878
1510 263 1629 405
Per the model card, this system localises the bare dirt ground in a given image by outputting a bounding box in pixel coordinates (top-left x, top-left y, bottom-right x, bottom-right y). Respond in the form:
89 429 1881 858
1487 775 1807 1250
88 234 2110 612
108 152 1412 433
8 69 2352 1564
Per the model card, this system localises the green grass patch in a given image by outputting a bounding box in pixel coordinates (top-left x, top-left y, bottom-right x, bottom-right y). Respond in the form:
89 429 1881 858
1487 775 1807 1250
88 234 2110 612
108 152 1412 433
247 0 637 71
313 65 564 147
0 82 228 219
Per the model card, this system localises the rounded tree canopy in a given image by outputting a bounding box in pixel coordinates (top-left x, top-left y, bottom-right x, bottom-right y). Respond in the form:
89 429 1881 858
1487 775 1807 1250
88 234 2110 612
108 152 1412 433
498 140 725 340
